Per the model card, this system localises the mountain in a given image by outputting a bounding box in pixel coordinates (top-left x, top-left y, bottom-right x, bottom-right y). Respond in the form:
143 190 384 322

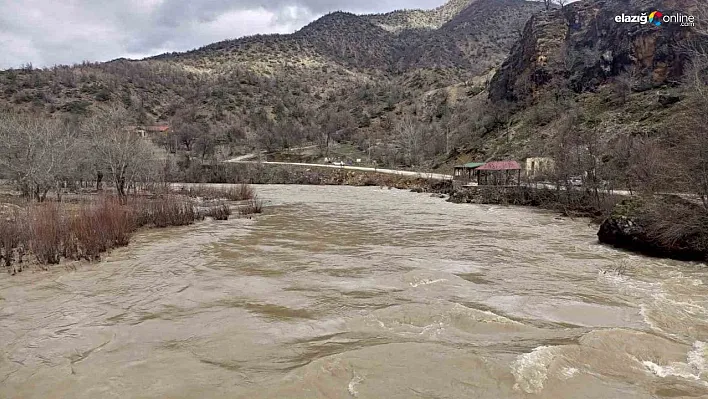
452 0 707 172
155 0 543 74
0 0 543 166
1 0 702 174
364 0 476 32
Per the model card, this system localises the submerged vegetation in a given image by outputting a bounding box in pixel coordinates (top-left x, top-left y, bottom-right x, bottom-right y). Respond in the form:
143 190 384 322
240 197 264 216
176 183 255 201
0 184 261 274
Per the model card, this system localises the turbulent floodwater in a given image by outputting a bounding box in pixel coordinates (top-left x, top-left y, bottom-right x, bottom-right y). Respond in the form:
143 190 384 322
1 185 707 398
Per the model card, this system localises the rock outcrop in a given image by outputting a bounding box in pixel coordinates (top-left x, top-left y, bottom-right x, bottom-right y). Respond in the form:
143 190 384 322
489 0 700 102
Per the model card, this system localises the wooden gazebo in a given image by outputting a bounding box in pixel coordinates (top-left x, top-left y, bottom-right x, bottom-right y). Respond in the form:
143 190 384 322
476 161 522 186
453 162 485 186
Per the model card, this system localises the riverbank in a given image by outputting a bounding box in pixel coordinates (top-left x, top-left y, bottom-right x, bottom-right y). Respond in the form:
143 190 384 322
169 162 440 190
39 157 707 264
598 196 708 262
438 185 708 262
430 185 618 221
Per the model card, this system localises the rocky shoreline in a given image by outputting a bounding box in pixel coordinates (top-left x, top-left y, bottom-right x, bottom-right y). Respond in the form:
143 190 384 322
436 186 707 263
596 198 708 262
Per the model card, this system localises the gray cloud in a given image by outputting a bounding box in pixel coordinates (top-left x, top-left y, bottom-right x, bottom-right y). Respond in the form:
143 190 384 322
0 0 446 69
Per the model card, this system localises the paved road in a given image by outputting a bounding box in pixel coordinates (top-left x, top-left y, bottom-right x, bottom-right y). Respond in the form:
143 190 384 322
223 159 700 202
225 159 453 180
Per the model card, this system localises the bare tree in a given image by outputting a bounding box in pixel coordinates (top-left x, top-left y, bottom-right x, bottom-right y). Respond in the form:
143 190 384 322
0 113 77 201
317 110 352 158
396 116 424 167
541 0 566 11
678 31 708 208
628 137 670 196
697 3 708 36
83 107 155 203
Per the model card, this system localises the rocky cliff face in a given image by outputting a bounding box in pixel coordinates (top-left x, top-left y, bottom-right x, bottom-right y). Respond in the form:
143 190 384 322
489 0 700 102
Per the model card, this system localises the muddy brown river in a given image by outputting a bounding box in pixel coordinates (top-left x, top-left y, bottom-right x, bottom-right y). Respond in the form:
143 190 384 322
1 185 707 398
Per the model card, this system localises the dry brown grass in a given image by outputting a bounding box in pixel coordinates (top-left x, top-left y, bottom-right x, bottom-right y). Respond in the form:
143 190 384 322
133 196 199 228
239 196 264 216
0 212 27 274
203 203 232 220
177 184 254 201
0 195 211 273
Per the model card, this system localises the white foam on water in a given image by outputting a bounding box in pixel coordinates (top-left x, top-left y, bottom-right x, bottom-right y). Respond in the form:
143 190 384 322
409 278 447 288
642 341 708 384
688 341 707 378
560 367 579 380
419 321 445 337
511 346 559 394
597 269 661 298
601 267 708 343
348 373 363 397
639 304 663 334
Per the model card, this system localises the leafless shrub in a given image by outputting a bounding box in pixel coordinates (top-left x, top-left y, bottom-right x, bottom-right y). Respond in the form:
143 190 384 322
643 198 708 254
203 203 232 220
65 198 134 261
178 184 254 201
1 195 209 273
0 213 27 274
239 196 264 216
27 203 65 266
133 196 198 228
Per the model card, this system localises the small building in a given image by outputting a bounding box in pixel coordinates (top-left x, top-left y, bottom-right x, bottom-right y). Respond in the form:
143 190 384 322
477 161 522 186
525 157 555 178
453 162 485 186
146 124 170 134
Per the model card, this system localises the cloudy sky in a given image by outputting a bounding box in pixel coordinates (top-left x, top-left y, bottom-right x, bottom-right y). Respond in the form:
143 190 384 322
0 0 448 69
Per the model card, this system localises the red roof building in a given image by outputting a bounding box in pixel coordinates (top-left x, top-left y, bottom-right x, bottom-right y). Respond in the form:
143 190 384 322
476 161 521 171
477 160 521 186
146 125 170 133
